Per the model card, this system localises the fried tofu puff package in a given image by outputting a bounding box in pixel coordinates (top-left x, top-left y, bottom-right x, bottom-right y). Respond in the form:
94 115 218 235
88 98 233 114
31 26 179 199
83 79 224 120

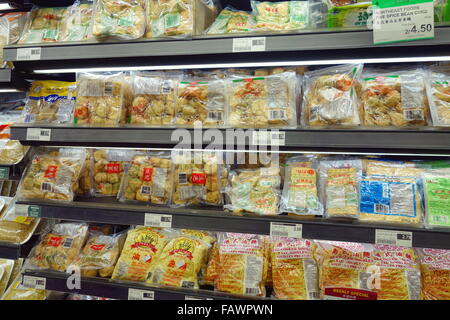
426 68 450 126
281 156 322 216
361 69 429 127
251 1 309 31
19 7 67 44
214 233 268 296
59 1 95 42
228 72 298 128
206 6 255 34
303 64 363 127
119 152 173 205
416 248 450 300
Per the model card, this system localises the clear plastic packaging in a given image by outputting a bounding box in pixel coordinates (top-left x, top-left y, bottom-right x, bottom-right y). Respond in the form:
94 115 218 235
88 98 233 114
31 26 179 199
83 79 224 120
0 259 14 297
0 200 40 244
17 148 86 202
206 6 255 34
22 80 77 124
281 156 322 216
0 12 27 67
228 72 298 128
251 0 309 31
302 64 363 127
319 158 362 219
204 241 219 285
416 248 450 300
1 274 48 300
146 0 194 38
0 114 28 165
364 158 424 177
119 151 173 205
361 69 429 127
92 0 146 40
423 172 450 229
175 79 227 127
425 68 450 126
327 2 372 28
59 0 95 42
225 166 281 216
7 258 23 289
19 7 67 44
270 237 319 300
76 149 93 196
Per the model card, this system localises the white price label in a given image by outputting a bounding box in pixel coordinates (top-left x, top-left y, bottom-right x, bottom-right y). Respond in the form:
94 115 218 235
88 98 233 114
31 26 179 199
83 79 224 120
233 37 266 53
185 296 213 300
372 0 434 45
270 222 303 239
16 47 41 61
22 275 46 290
252 131 285 146
144 213 172 228
26 128 51 141
128 288 155 300
15 204 30 216
375 229 413 247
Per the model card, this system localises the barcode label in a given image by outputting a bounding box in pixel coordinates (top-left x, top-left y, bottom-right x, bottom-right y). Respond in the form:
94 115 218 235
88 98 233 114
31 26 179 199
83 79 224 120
270 222 303 239
178 173 187 185
375 229 413 247
41 182 53 192
63 238 73 248
233 37 266 53
207 111 223 121
26 128 51 141
181 281 195 289
22 276 46 290
144 213 172 228
374 203 389 214
268 109 287 120
245 288 260 295
141 185 151 195
403 109 424 121
16 47 41 61
252 130 286 146
128 288 154 300
104 82 113 96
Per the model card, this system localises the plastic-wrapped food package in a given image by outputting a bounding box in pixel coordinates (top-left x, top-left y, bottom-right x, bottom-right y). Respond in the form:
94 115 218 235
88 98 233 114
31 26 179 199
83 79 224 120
423 172 450 229
26 222 89 272
281 156 322 216
0 259 14 297
215 233 268 297
147 233 210 289
434 0 450 22
93 0 146 40
112 226 171 282
18 148 86 202
327 2 372 28
426 69 450 126
319 158 362 219
416 248 450 300
0 114 28 165
74 72 131 126
175 79 227 127
76 149 93 196
361 70 429 127
225 167 281 216
22 80 77 124
172 151 222 207
228 72 298 128
303 64 363 127
251 0 309 31
270 237 319 300
1 275 47 300
19 7 67 44
59 0 95 42
0 201 40 244
364 158 424 177
146 0 194 38
7 258 23 289
119 152 173 204
204 241 219 285
0 12 27 67
129 72 178 125
206 6 255 34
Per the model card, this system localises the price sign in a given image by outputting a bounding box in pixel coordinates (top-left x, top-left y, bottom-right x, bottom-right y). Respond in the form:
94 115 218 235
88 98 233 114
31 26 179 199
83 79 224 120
233 37 266 53
144 213 172 228
22 275 46 290
252 130 286 146
375 229 413 247
0 167 9 180
26 128 51 141
372 0 434 45
128 288 154 300
16 47 41 61
270 222 303 239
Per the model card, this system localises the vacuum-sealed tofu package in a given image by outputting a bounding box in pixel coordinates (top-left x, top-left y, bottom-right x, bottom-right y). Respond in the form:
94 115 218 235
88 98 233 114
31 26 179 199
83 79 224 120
228 72 298 128
319 158 362 219
204 241 220 285
0 200 40 244
19 7 67 43
426 69 450 126
416 248 450 300
364 158 424 178
361 69 429 127
119 152 173 205
303 64 363 127
76 149 93 196
423 172 450 229
251 0 309 31
59 0 95 42
206 6 255 34
281 156 322 216
0 259 14 297
93 0 146 40
146 0 194 38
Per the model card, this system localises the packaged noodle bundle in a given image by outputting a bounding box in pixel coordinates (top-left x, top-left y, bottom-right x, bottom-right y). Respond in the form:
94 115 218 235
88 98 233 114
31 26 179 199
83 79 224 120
251 0 309 31
204 241 219 285
146 0 194 38
18 148 86 202
76 149 93 196
426 69 450 126
112 226 170 282
281 156 322 216
22 80 77 124
147 233 210 289
0 12 27 67
228 72 298 128
175 79 227 127
92 0 146 40
59 0 95 42
0 114 28 165
19 7 67 43
26 222 89 272
206 6 255 34
7 258 23 288
319 158 362 219
119 152 173 204
129 72 178 125
0 259 14 297
0 201 40 244
271 237 319 300
303 64 363 127
225 167 281 215
74 72 131 126
423 172 450 229
215 233 268 296
361 69 429 127
364 158 424 177
416 248 450 300
172 151 221 207
1 275 47 300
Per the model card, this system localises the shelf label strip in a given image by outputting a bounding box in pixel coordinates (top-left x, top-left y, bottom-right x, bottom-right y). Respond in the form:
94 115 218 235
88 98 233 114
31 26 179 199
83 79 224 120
144 213 172 228
26 128 51 141
233 37 266 53
375 229 413 247
128 288 155 300
21 275 46 290
270 222 303 239
16 47 42 61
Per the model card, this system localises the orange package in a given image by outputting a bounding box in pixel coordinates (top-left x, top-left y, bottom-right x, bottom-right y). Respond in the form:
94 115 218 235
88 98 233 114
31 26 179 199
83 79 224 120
416 248 449 300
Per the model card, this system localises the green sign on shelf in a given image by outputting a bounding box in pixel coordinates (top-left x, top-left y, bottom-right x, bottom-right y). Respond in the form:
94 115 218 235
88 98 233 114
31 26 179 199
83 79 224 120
0 167 9 180
28 205 41 218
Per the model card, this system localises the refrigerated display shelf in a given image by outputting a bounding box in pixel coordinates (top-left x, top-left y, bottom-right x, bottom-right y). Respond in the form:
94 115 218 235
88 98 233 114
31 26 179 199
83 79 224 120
15 199 450 249
0 235 38 259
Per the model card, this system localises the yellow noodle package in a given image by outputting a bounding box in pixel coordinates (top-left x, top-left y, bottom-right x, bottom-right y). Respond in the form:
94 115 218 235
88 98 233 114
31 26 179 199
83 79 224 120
416 248 450 300
426 69 450 126
1 275 47 300
204 241 220 285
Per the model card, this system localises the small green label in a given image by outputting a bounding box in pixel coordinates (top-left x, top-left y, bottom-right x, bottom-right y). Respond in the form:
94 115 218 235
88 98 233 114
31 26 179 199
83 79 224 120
28 205 41 218
0 167 10 180
165 13 180 29
118 18 133 27
44 29 58 40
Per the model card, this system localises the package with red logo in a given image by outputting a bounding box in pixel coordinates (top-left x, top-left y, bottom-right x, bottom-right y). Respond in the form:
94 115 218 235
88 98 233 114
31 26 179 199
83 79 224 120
416 248 450 300
111 226 172 282
214 233 269 296
281 155 322 216
147 232 211 289
26 222 89 272
172 151 222 207
271 237 319 300
119 151 173 205
0 113 29 165
0 199 40 244
251 0 309 31
17 148 86 202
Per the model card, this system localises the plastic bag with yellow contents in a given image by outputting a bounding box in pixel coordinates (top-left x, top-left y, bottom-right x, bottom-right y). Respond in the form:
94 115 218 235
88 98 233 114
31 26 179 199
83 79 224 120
0 259 14 297
416 248 450 300
1 275 48 300
252 0 309 31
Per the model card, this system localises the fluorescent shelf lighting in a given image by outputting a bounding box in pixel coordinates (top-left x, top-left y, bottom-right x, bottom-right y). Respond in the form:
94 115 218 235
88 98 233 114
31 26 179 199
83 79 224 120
0 88 21 93
0 4 13 10
33 56 450 74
